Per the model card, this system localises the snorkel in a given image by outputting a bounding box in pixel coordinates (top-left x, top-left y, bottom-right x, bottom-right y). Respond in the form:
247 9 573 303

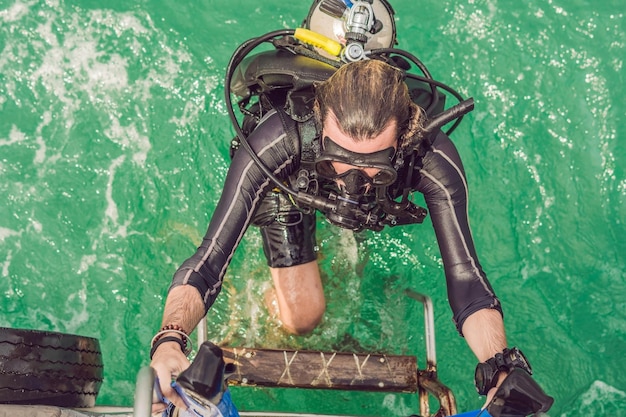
224 0 475 232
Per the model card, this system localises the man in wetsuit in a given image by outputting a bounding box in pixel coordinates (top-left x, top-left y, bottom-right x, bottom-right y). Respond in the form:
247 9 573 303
149 59 551 414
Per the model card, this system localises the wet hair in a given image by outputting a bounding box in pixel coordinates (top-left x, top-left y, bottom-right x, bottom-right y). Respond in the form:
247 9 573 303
315 59 423 146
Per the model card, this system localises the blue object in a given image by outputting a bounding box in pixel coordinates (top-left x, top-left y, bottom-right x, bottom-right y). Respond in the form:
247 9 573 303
451 409 493 417
215 389 239 417
157 380 240 417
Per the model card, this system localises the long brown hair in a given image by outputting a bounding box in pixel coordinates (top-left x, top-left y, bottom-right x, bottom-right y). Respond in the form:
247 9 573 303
315 59 423 145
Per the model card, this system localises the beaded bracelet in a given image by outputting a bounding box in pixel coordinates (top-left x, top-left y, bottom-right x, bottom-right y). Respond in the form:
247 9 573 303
150 324 192 356
157 324 189 343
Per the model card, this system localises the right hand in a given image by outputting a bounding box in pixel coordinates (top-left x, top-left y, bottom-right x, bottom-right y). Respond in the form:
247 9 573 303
150 341 191 414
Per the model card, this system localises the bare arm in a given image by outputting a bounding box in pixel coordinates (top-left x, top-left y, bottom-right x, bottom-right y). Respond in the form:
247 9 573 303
462 308 507 362
160 285 206 334
150 285 206 411
462 308 509 405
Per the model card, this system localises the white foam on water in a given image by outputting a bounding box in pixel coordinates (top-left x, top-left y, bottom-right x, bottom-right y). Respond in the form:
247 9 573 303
64 279 90 330
169 96 208 136
77 254 97 275
104 115 151 167
0 0 34 23
337 228 358 268
0 0 218 189
0 226 20 242
3 8 220 323
33 111 52 165
559 380 626 416
2 5 172 172
0 125 27 146
1 2 220 258
1 249 13 278
101 155 134 239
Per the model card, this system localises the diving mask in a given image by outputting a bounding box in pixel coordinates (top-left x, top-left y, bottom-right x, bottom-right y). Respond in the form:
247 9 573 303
315 136 398 188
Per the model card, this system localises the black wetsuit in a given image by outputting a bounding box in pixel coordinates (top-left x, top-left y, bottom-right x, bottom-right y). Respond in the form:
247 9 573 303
170 109 502 334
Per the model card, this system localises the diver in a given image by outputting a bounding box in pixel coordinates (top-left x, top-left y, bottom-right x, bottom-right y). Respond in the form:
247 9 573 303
149 1 553 415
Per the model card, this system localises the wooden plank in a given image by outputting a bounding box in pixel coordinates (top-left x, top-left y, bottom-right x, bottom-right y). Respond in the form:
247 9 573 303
222 347 418 393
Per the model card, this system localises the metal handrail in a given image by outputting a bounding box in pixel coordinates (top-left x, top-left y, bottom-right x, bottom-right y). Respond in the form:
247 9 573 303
197 315 208 349
133 366 155 417
404 289 438 375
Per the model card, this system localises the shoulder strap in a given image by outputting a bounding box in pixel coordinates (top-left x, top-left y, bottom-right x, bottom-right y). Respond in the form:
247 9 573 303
272 104 302 160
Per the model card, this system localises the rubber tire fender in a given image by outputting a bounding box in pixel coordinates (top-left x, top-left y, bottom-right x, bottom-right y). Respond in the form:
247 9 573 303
0 327 104 408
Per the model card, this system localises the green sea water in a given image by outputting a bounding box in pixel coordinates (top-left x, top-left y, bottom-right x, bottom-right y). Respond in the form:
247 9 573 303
1 0 625 415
